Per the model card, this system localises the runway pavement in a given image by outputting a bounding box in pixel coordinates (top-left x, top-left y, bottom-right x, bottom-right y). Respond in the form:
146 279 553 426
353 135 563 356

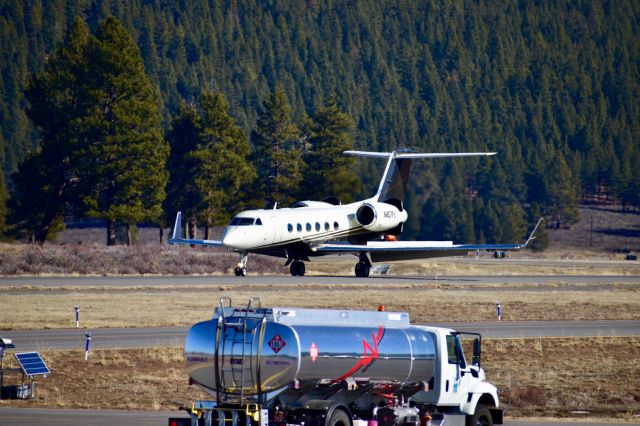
0 407 638 426
2 320 639 351
0 407 188 426
1 273 639 290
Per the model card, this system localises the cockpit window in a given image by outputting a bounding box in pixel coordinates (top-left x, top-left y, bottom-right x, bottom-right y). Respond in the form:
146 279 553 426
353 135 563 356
255 218 263 225
230 217 255 226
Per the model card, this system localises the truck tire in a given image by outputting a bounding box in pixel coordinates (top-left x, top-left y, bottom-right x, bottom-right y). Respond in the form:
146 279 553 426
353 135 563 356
467 404 492 426
326 409 350 426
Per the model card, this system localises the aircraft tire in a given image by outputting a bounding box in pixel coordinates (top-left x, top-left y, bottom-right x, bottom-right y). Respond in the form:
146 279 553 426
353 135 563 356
234 267 247 277
355 262 370 278
290 260 306 276
290 261 300 276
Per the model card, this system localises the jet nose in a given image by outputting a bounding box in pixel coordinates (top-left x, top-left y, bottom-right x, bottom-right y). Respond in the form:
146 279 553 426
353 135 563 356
221 227 240 249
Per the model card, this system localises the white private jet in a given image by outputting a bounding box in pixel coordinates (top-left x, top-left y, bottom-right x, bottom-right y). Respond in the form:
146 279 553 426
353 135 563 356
170 149 541 277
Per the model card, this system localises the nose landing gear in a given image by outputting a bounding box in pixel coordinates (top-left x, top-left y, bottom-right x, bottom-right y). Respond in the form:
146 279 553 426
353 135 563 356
234 252 248 276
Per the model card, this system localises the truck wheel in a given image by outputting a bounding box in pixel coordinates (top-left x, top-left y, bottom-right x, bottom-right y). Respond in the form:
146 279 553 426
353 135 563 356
467 404 492 426
326 409 350 426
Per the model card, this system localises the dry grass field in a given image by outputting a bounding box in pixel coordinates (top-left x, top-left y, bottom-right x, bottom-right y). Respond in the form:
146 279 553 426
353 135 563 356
0 281 639 330
0 338 638 420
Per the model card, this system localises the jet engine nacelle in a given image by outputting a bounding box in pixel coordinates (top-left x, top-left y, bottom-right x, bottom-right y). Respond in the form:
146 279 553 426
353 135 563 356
356 202 408 232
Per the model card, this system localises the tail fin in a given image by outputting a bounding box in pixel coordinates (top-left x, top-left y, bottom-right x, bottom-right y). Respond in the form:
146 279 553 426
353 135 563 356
171 211 183 240
344 150 496 204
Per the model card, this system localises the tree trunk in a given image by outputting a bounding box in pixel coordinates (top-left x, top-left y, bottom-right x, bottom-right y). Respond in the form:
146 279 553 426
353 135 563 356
159 225 164 244
188 220 196 239
35 222 51 245
126 223 132 246
107 219 117 246
204 223 210 240
34 181 66 244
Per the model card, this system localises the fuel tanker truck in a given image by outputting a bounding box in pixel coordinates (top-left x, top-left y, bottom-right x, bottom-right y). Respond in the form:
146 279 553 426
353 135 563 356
171 298 503 426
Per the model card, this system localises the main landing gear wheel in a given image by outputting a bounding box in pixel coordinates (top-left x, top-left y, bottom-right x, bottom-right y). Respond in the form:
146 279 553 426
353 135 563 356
355 253 371 277
354 262 370 278
290 260 306 276
234 267 247 276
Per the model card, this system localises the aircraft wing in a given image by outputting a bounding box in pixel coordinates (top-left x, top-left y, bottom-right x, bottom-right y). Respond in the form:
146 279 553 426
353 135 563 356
168 212 225 247
311 219 542 262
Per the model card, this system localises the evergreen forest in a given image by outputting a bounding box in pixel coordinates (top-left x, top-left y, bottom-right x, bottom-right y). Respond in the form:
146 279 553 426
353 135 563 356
0 0 639 246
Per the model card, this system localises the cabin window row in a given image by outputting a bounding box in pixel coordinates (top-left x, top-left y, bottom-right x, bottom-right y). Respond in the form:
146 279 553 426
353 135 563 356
287 221 339 233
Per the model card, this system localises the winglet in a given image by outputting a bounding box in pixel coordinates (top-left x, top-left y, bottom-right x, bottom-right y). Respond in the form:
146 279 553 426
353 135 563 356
171 211 183 241
523 218 544 247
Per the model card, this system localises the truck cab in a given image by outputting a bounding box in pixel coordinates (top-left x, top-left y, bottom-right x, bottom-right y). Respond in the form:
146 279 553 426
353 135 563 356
411 327 502 425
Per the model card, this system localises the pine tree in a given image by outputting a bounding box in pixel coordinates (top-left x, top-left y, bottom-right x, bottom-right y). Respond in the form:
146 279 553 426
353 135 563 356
192 91 255 236
166 92 255 239
77 17 168 245
7 154 64 242
250 87 302 207
165 101 202 239
0 154 8 238
545 149 579 228
303 95 361 203
12 17 90 243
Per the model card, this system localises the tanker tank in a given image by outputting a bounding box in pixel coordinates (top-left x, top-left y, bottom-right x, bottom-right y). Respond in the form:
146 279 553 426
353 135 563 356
185 307 438 396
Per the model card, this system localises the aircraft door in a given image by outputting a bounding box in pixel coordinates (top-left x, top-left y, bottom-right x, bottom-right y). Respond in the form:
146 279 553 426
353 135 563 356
270 216 282 245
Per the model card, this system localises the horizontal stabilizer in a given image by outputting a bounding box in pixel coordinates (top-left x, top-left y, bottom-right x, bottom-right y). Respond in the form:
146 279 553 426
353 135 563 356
344 150 496 159
345 149 497 205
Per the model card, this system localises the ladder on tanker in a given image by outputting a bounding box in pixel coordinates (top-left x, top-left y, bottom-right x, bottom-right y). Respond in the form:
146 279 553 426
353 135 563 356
215 297 266 406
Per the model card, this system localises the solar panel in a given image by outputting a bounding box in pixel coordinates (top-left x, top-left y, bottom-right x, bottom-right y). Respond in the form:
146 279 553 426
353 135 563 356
15 352 50 377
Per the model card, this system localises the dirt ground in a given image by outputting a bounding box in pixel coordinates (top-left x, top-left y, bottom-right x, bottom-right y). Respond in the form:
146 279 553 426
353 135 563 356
0 338 638 420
